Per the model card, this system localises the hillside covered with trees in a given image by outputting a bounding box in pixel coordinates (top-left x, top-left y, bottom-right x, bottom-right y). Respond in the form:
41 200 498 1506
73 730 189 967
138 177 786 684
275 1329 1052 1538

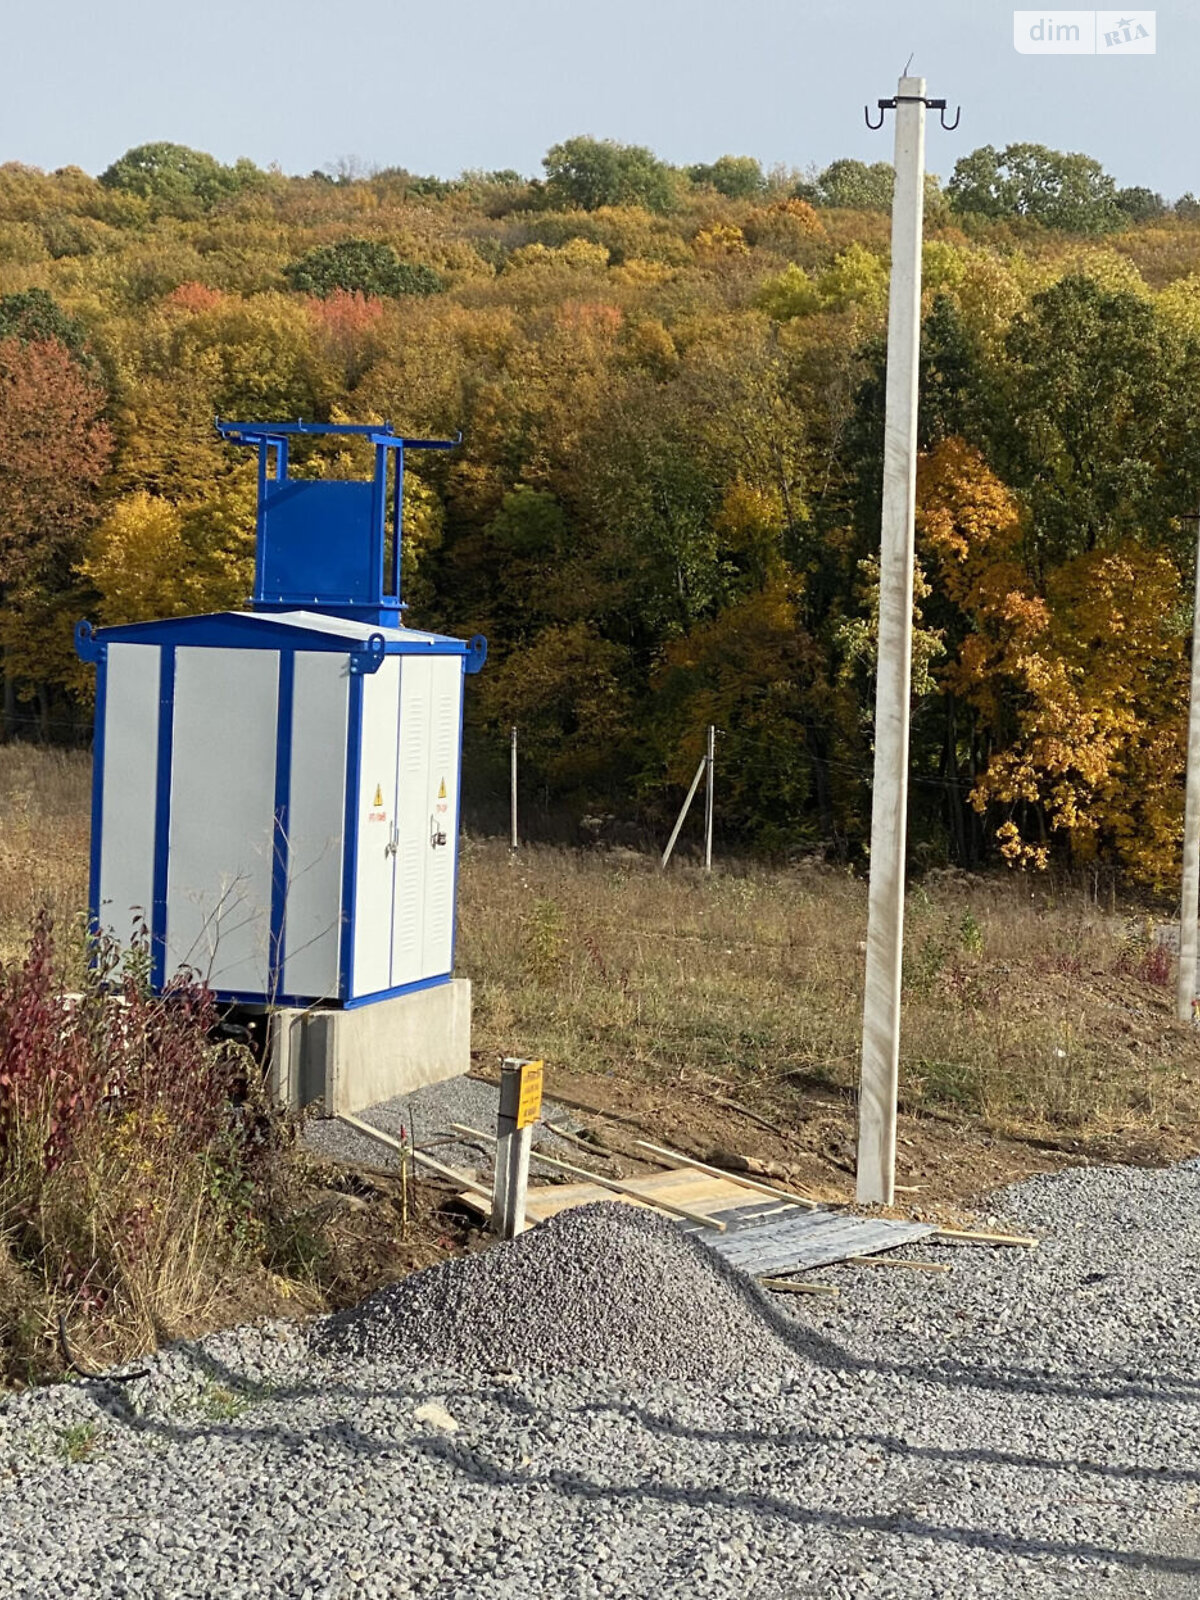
3 134 1200 880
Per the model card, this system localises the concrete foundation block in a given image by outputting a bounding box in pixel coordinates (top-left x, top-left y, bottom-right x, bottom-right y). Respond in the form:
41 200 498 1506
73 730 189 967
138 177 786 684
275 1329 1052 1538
268 979 471 1116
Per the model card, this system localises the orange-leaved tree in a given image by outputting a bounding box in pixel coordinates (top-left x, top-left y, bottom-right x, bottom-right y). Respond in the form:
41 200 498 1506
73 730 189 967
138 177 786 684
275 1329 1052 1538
0 336 112 728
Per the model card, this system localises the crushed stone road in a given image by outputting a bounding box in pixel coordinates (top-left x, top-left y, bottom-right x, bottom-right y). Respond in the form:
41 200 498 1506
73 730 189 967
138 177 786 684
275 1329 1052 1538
2 1161 1199 1598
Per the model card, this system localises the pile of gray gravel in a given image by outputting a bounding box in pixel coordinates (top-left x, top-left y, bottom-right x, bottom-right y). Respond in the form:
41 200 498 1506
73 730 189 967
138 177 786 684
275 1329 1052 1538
313 1201 796 1382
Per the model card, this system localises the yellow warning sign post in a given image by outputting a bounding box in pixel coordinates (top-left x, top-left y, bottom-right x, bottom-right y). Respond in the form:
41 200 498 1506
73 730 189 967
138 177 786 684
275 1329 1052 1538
515 1059 544 1129
492 1057 544 1237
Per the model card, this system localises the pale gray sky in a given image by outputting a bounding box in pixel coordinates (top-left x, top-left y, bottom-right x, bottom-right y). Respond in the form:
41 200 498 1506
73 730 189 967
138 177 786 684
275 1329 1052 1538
4 1 1195 196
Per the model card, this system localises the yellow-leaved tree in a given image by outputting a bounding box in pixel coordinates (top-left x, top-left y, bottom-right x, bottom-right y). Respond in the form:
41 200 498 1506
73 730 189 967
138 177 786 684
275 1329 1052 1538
80 490 255 626
917 437 1188 881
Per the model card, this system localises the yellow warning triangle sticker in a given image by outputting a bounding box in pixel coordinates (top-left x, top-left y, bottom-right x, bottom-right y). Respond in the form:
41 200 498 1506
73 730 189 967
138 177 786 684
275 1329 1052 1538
438 778 446 799
373 784 383 807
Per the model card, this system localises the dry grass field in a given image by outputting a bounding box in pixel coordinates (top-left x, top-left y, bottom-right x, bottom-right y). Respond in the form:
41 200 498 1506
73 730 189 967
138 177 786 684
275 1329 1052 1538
459 837 1200 1192
0 746 90 969
1 744 1197 1195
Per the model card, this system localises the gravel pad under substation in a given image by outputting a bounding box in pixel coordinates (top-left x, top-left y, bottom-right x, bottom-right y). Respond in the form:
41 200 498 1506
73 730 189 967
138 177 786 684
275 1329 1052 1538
3 1161 1200 1598
303 1074 583 1178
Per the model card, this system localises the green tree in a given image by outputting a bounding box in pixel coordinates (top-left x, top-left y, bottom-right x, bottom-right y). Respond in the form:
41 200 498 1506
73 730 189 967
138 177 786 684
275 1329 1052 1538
687 156 766 199
810 159 894 211
757 245 888 321
283 240 444 298
443 486 573 642
1115 186 1167 223
997 275 1199 573
0 290 87 360
856 276 1200 577
475 621 635 793
542 136 676 213
946 144 1121 233
99 143 263 213
651 580 831 851
581 384 724 634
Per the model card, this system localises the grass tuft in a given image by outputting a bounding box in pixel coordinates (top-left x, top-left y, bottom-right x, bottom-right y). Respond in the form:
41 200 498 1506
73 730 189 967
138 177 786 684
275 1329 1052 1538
57 1422 99 1464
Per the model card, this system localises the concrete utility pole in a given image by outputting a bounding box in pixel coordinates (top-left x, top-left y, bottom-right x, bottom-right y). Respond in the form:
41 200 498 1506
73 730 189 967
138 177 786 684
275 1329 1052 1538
510 725 519 851
703 724 716 874
1178 505 1200 1023
856 76 931 1206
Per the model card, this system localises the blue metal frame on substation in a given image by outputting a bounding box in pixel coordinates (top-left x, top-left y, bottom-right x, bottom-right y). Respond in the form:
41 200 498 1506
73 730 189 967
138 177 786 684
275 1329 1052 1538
338 667 365 1001
215 420 460 630
150 646 177 993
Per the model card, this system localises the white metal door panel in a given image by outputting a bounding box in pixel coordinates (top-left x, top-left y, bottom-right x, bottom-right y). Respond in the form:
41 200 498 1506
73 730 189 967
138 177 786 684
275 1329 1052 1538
421 657 462 979
282 652 349 1000
98 643 160 945
351 657 400 998
166 647 278 993
389 656 432 988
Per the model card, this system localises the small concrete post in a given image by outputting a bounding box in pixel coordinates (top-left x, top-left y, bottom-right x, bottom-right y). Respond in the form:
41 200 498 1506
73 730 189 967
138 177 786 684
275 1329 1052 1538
492 1057 540 1238
703 724 715 874
510 726 519 851
856 76 928 1207
1178 503 1200 1023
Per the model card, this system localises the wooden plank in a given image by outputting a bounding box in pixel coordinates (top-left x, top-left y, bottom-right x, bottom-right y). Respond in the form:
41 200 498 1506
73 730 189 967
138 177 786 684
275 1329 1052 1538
759 1278 839 1297
448 1123 727 1233
846 1256 952 1274
541 1123 615 1160
525 1169 754 1222
458 1185 623 1225
635 1140 820 1210
526 1184 641 1218
633 1170 754 1210
932 1228 1038 1248
337 1114 493 1200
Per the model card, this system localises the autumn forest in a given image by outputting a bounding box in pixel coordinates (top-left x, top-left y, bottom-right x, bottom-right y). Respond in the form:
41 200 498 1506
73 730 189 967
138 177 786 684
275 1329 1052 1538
2 135 1200 881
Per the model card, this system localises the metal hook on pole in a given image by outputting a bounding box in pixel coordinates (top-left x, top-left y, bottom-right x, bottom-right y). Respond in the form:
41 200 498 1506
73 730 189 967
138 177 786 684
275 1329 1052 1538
867 95 960 134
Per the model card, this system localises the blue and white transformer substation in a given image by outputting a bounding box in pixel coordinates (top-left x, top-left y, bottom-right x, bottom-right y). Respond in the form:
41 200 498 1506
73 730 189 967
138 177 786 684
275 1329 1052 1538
76 421 486 1009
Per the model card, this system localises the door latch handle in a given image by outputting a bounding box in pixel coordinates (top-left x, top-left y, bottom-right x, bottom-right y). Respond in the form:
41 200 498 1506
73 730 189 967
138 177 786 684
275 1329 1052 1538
430 815 447 849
